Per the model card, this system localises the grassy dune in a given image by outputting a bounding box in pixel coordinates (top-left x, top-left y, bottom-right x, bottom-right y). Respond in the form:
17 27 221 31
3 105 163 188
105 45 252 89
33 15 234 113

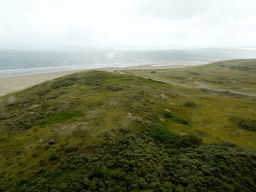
0 60 256 191
123 59 256 95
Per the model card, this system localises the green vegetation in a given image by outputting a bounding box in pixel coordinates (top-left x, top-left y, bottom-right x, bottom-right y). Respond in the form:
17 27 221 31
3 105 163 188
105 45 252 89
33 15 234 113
239 120 256 131
124 59 256 95
146 112 161 123
164 111 191 126
0 60 256 191
49 151 59 161
32 152 38 157
146 124 181 147
41 110 82 127
183 101 197 108
12 133 256 192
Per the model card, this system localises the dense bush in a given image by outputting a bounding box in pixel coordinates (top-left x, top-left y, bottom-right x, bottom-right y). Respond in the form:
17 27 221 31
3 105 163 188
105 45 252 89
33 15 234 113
183 101 197 108
13 133 256 192
146 124 181 147
146 112 160 123
49 151 58 161
65 146 78 153
164 111 190 126
174 135 203 149
239 120 256 131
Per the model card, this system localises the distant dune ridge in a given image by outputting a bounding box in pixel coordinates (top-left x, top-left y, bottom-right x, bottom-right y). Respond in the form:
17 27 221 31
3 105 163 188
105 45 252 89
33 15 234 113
0 64 200 97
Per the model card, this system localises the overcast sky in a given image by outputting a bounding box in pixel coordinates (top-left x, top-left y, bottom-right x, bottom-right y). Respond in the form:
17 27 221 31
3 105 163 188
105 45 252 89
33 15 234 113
1 0 256 48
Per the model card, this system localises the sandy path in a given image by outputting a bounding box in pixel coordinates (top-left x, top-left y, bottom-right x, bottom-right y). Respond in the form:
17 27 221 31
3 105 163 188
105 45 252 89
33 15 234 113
133 75 256 97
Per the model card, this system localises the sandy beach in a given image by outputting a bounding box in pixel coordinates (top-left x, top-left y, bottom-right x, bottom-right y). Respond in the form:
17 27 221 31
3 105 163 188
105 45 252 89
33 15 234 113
0 64 200 97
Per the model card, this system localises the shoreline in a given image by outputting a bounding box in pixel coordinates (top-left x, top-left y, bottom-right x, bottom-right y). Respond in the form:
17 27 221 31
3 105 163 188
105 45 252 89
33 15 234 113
0 64 206 97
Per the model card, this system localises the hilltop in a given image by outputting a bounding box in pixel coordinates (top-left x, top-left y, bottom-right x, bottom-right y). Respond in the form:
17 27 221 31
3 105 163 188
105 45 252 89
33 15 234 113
0 59 256 191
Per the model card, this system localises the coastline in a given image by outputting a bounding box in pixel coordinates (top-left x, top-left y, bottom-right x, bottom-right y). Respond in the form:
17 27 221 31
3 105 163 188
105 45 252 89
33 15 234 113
0 64 204 97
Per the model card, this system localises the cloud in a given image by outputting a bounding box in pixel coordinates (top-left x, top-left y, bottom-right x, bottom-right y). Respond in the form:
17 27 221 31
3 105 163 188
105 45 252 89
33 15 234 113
63 26 93 46
1 0 256 48
137 0 211 19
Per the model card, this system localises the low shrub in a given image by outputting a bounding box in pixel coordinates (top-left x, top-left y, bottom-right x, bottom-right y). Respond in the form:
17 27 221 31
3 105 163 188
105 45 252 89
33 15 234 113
65 146 78 153
106 85 123 91
146 112 160 123
239 120 256 131
11 131 256 192
32 152 38 157
49 151 58 161
183 101 197 108
17 178 28 186
38 159 44 166
164 111 190 126
174 135 203 149
146 124 181 147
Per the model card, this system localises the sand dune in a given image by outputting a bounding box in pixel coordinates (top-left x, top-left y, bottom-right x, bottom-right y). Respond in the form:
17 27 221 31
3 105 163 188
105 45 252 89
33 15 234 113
0 64 200 97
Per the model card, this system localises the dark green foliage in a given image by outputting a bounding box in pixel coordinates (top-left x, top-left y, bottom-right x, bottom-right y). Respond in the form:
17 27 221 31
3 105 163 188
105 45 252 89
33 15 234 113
106 85 123 91
146 124 181 147
49 151 58 161
13 148 23 154
183 101 197 108
5 112 46 131
0 186 5 192
174 135 203 149
32 152 38 157
41 110 82 127
38 159 44 166
146 112 160 123
65 146 78 153
164 111 190 126
229 65 255 71
148 78 167 84
239 120 256 131
59 152 83 170
33 168 46 175
44 144 50 149
17 178 28 186
57 144 65 152
221 141 237 148
13 134 256 192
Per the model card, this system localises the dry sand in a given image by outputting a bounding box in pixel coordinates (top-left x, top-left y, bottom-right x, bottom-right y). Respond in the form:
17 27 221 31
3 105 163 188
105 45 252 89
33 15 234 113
0 64 199 97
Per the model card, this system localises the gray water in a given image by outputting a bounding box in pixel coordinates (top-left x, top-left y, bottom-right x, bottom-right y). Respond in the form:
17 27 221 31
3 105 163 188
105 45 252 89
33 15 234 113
0 48 256 78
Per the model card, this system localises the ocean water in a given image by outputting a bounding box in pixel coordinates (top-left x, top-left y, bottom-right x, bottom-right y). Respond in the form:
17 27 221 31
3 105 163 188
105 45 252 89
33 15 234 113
0 48 256 78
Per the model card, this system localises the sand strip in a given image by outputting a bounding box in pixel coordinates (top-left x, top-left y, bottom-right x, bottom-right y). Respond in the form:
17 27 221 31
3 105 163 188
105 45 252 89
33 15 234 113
0 64 200 97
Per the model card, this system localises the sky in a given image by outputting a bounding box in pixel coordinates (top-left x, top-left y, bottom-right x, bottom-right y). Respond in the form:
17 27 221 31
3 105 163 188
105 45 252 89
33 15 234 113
0 0 256 48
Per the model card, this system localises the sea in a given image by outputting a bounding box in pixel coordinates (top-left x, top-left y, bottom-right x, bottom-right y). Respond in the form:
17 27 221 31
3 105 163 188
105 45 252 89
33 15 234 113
0 48 256 78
